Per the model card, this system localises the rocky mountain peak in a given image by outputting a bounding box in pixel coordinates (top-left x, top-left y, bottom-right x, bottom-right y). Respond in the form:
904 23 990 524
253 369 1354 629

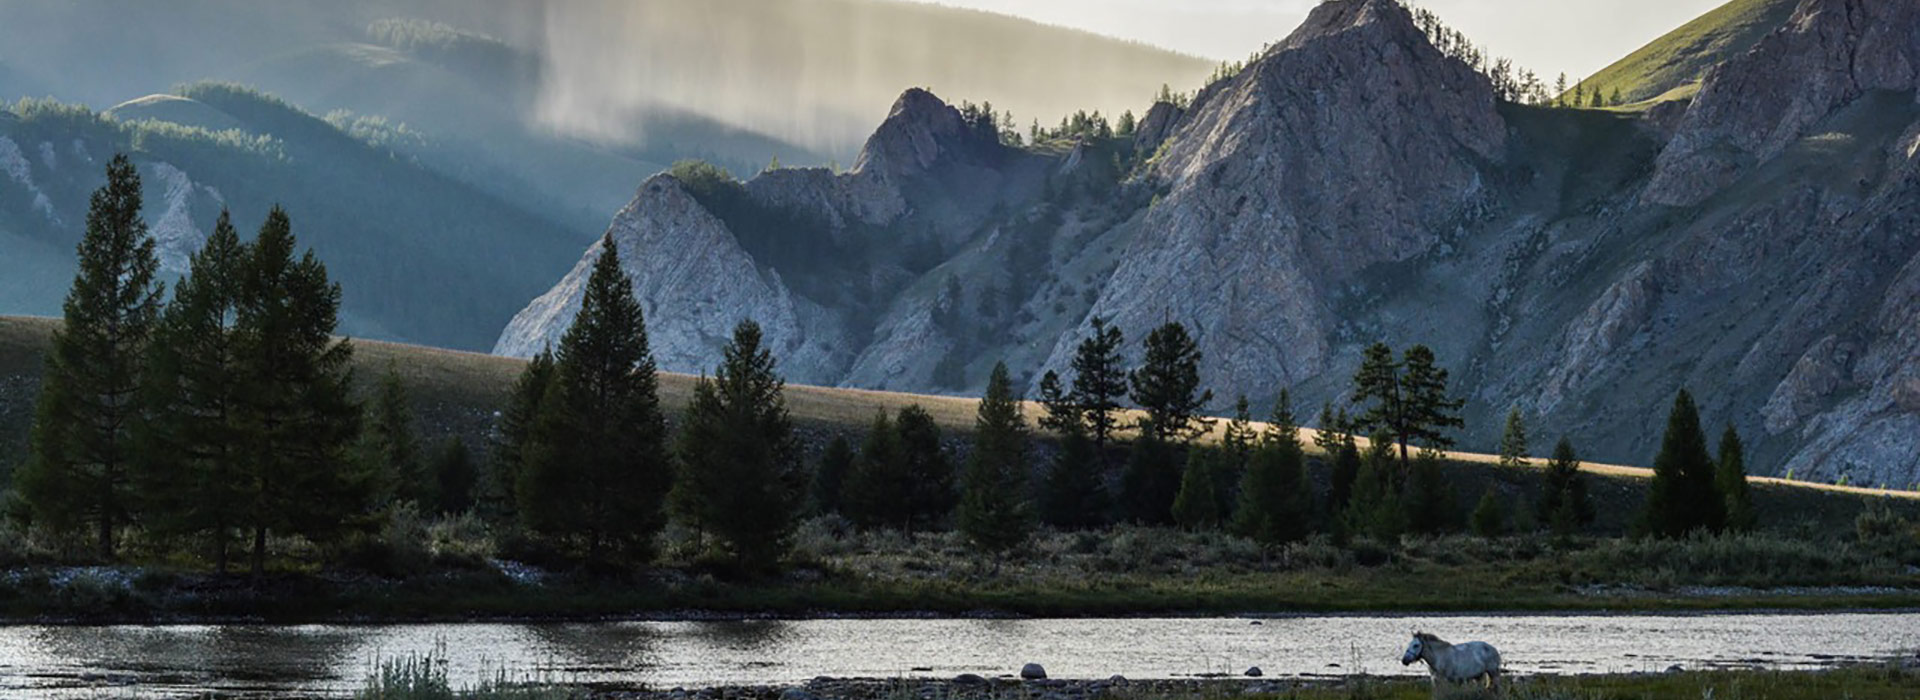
1275 0 1427 54
1647 0 1920 205
850 87 999 181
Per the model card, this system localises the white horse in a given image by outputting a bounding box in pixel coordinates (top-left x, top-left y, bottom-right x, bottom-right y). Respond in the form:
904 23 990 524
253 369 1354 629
1402 632 1503 695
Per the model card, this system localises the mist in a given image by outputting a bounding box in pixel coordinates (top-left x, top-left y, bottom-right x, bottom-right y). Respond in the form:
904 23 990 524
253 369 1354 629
528 0 1213 159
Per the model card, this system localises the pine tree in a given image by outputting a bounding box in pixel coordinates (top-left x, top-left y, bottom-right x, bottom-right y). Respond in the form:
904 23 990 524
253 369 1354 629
897 405 955 534
1538 436 1593 534
1609 87 1623 106
1399 345 1465 453
1329 430 1362 515
1402 450 1457 535
1036 370 1079 435
521 236 672 560
136 209 245 571
1350 342 1404 465
364 366 429 508
1470 488 1506 537
1120 436 1180 524
1346 431 1405 540
1216 395 1255 518
232 206 365 576
958 362 1034 552
674 320 804 569
1040 420 1107 530
1553 73 1569 105
1235 391 1311 544
483 349 554 525
1498 408 1529 469
1717 425 1755 532
810 434 854 516
19 154 164 560
1129 322 1213 443
430 436 477 516
844 411 908 530
1070 317 1127 453
1642 390 1723 537
1172 448 1222 530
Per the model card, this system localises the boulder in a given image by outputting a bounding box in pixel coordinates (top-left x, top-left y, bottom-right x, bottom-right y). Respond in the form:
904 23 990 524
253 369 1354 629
1020 663 1047 680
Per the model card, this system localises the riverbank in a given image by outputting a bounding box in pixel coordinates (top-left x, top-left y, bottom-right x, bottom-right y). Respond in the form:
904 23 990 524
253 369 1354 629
362 667 1920 700
5 527 1920 624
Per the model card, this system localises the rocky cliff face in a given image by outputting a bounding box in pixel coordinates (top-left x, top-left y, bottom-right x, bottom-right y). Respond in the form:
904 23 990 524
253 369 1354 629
492 174 853 381
500 0 1920 485
1038 0 1505 396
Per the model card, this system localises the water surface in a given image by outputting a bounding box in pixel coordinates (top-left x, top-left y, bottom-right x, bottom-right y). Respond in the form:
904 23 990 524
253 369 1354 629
2 612 1916 698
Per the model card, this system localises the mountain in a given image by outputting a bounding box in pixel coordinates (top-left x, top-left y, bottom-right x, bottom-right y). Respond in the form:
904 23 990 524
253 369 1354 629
1 87 586 348
0 0 1217 353
1578 0 1801 105
500 0 1920 487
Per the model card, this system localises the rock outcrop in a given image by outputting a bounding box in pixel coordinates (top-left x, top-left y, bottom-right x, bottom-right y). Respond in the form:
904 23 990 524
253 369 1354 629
1646 0 1920 206
499 0 1920 484
493 174 851 381
1039 0 1504 397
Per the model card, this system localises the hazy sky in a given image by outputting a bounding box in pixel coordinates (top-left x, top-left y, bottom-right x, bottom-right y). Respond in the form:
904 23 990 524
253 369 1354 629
909 0 1731 81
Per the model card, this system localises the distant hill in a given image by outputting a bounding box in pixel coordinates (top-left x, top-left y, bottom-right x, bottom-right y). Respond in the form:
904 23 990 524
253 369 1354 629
1 86 587 349
1576 0 1799 104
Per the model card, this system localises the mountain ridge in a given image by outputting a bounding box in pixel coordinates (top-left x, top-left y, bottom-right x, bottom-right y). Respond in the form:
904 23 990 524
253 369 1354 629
498 0 1920 486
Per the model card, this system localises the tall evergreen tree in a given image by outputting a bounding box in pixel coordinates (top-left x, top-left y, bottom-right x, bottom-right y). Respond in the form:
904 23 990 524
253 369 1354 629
1040 420 1107 530
1215 395 1255 518
1399 345 1465 453
1401 450 1458 535
896 405 955 534
1172 448 1222 530
136 209 245 571
1128 322 1214 443
232 206 365 576
430 436 477 516
19 154 164 560
958 362 1034 552
363 366 429 508
810 434 854 516
674 320 804 569
1329 432 1362 516
1119 435 1180 524
1717 425 1755 532
1539 436 1594 535
1346 431 1406 539
1350 342 1405 466
1070 317 1127 453
844 411 907 530
1235 391 1311 544
520 237 672 559
1036 370 1080 435
1498 408 1529 469
483 349 554 525
1642 390 1724 537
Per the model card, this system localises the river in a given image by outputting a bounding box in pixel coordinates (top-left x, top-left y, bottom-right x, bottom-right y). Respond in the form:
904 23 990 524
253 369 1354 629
2 612 1917 698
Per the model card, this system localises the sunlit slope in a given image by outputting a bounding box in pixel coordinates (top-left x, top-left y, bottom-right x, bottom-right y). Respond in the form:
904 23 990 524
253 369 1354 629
5 315 1913 519
1577 0 1799 104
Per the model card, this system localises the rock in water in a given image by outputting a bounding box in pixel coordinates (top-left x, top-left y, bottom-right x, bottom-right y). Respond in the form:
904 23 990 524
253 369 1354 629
1020 663 1047 680
1245 667 1263 677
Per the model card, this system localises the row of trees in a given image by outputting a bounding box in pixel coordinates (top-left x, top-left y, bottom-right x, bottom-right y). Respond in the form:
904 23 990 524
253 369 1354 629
12 155 390 574
1408 4 1622 108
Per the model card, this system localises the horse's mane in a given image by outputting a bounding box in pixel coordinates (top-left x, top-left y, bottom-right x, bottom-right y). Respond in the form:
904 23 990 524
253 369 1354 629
1414 632 1449 646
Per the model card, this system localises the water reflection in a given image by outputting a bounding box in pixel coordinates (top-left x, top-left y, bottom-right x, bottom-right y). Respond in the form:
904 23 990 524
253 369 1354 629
0 613 1914 699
